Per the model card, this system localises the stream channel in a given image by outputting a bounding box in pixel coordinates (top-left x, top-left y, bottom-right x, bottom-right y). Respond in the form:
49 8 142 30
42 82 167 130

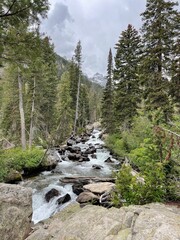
21 129 119 224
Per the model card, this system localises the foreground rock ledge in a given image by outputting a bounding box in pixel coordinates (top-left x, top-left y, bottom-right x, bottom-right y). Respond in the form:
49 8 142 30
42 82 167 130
0 183 32 240
26 203 180 240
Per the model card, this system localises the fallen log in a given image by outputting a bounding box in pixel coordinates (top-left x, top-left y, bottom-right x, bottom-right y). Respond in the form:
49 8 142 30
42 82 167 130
59 176 115 184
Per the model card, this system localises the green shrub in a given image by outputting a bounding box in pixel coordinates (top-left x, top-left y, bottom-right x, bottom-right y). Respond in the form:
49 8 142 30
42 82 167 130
0 147 44 182
113 163 166 206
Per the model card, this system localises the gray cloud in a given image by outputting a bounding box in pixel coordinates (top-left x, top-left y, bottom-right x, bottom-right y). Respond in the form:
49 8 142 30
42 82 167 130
41 0 146 76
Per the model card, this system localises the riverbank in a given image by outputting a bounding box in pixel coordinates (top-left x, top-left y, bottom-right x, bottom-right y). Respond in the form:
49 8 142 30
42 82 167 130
0 147 58 183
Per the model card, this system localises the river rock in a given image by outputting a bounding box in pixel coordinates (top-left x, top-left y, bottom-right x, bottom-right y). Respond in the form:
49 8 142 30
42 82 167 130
66 146 81 154
56 194 71 205
85 146 96 154
0 183 32 240
72 183 84 195
76 191 99 204
91 153 97 159
92 164 103 170
68 153 82 161
75 137 82 144
83 182 115 194
26 203 180 240
105 157 114 163
67 139 75 146
45 188 60 202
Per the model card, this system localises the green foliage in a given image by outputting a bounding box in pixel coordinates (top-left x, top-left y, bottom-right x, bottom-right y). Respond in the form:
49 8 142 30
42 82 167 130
101 49 115 133
108 113 179 205
114 24 142 130
106 115 152 156
140 0 179 121
113 163 166 206
0 147 44 182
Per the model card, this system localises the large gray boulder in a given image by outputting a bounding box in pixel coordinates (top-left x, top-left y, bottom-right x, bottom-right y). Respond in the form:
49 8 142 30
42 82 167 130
0 183 32 240
83 182 115 194
26 203 180 240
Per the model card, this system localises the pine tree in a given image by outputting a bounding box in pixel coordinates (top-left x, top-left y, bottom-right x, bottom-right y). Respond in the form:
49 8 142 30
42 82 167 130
170 38 180 113
55 71 73 143
73 40 82 134
140 0 179 122
101 48 114 133
114 24 141 130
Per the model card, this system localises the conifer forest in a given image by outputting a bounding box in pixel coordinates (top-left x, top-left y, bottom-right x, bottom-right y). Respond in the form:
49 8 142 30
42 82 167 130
0 0 180 206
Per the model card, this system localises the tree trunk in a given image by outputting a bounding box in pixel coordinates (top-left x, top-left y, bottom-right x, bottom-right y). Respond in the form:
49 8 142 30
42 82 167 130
29 77 36 148
18 67 26 150
73 71 81 134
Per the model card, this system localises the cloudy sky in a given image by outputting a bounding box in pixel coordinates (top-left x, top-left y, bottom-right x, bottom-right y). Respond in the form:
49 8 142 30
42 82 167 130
41 0 146 77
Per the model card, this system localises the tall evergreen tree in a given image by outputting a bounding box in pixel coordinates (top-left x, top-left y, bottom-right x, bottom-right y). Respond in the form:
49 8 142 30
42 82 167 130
55 71 73 143
170 37 180 113
114 24 141 130
140 0 179 122
101 48 114 133
73 40 82 134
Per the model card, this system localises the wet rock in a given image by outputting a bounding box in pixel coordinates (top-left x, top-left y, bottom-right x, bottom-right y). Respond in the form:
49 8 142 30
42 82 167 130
75 137 81 144
67 139 75 146
76 192 99 204
81 137 89 143
85 146 96 154
69 146 81 154
61 155 68 161
45 188 60 202
68 153 82 161
51 169 63 174
0 183 32 240
91 153 97 159
83 182 115 194
92 164 103 170
79 156 90 162
104 157 114 163
72 183 84 195
92 135 96 138
95 143 103 149
57 148 66 155
56 194 71 205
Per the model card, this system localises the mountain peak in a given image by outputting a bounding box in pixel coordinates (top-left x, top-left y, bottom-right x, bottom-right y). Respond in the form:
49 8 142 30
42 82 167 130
90 73 106 86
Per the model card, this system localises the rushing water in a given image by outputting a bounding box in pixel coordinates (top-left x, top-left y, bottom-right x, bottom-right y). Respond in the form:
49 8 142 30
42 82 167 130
21 129 118 224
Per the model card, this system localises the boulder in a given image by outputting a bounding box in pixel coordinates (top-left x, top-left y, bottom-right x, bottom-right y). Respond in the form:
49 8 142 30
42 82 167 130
68 153 82 161
45 188 60 202
42 154 58 171
66 146 81 154
26 203 180 240
57 148 66 155
67 139 75 146
76 192 99 204
92 164 103 170
83 182 115 194
91 153 97 159
0 183 32 240
79 156 90 162
85 146 96 154
72 183 84 195
75 137 82 144
56 194 71 205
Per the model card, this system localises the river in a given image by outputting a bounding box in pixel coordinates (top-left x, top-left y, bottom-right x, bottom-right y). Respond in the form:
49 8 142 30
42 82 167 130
21 129 118 224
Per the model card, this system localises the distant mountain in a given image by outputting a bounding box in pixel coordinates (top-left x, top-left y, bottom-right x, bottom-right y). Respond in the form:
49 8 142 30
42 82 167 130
89 73 106 87
55 54 69 77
